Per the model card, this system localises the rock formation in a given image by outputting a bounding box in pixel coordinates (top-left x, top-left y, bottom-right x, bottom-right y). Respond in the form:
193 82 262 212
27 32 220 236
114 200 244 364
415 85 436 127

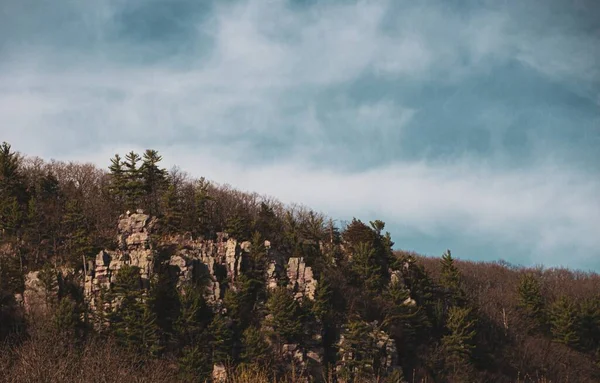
84 211 253 309
336 321 401 381
286 257 317 301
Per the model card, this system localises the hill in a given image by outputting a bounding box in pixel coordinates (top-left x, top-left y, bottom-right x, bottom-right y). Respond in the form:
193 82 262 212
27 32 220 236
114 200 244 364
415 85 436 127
1 142 599 382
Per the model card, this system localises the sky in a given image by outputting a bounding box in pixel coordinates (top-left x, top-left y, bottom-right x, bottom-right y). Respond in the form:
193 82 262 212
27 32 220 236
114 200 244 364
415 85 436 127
1 0 599 270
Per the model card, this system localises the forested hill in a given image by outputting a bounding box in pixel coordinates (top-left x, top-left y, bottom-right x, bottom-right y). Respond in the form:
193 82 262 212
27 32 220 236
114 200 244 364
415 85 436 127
1 141 599 383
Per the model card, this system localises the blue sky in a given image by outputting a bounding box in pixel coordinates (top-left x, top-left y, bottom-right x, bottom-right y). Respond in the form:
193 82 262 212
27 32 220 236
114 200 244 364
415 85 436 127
1 0 599 270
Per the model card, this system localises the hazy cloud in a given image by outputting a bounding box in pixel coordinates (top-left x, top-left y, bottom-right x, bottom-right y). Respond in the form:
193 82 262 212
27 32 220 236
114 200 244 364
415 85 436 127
1 0 598 269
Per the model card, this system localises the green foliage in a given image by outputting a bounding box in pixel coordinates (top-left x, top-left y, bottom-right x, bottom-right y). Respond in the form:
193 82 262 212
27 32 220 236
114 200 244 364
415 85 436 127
549 295 579 346
123 151 145 210
517 273 546 331
0 255 24 339
178 342 212 382
439 250 468 317
52 297 83 336
577 297 600 352
109 266 161 356
254 202 279 243
175 284 211 344
241 325 272 367
382 280 421 344
161 183 183 235
265 287 303 345
62 199 94 269
226 213 252 241
350 242 385 295
38 263 59 307
312 274 334 323
440 306 477 379
140 149 168 215
338 318 377 381
209 313 234 365
192 178 213 238
108 154 127 208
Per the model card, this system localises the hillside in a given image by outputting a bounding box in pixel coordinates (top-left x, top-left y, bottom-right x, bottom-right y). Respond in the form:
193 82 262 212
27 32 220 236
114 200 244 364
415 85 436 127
1 142 599 383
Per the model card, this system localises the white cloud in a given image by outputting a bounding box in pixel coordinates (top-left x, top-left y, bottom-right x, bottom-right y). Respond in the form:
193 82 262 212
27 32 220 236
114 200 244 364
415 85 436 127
1 0 598 268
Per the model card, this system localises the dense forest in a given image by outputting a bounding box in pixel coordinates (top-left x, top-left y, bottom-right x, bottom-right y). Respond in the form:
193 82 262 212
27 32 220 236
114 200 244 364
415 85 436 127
1 141 599 383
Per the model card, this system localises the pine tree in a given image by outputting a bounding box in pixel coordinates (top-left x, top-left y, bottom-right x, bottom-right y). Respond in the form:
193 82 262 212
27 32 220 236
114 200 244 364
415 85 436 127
108 154 127 208
265 287 303 349
441 306 477 380
254 202 278 243
162 183 183 234
382 280 421 346
549 295 579 347
193 177 213 238
209 313 234 365
245 231 267 303
38 263 59 308
140 149 167 215
109 265 161 356
123 151 144 210
577 297 600 352
312 274 334 324
0 255 24 340
179 342 212 382
226 213 252 241
53 297 82 337
175 284 213 382
175 284 211 344
517 273 546 332
338 318 376 382
62 199 94 269
350 242 385 295
241 325 272 367
439 250 467 311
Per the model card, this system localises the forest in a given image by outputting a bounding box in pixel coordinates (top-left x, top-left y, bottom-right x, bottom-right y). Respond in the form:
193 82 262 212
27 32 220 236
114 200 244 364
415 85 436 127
1 141 599 383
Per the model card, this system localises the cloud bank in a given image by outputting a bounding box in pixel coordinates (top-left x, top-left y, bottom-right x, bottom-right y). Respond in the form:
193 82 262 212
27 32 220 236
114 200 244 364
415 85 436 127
1 0 599 269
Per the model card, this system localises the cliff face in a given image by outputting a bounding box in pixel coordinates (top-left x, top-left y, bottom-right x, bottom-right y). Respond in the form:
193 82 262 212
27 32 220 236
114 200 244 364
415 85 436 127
19 210 401 380
83 210 325 311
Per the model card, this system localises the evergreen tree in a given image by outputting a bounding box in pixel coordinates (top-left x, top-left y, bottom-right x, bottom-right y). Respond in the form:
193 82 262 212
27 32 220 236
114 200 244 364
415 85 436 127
0 255 24 339
38 263 59 308
108 154 127 208
549 295 579 347
175 284 213 382
209 313 234 365
439 250 466 308
140 149 167 215
265 287 303 350
179 341 212 382
193 177 213 238
254 202 279 243
62 199 94 269
241 325 272 367
350 242 385 295
440 306 477 380
52 297 83 337
338 318 376 382
109 265 161 356
162 183 183 234
123 151 144 210
245 231 267 304
517 273 546 332
226 213 252 241
382 280 421 347
175 284 211 344
577 297 600 352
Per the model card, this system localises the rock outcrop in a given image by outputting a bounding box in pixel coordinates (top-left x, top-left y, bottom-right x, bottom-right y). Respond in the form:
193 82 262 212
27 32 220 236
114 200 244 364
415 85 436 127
84 211 157 307
287 257 317 301
84 211 253 310
336 321 401 381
